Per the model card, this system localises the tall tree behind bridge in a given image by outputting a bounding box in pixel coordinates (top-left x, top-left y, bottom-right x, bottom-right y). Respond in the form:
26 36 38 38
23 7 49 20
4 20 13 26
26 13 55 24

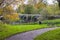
0 0 23 23
57 0 60 8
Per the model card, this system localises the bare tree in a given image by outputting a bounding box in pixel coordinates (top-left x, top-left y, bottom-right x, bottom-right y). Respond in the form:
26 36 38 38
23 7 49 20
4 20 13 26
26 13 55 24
0 0 22 8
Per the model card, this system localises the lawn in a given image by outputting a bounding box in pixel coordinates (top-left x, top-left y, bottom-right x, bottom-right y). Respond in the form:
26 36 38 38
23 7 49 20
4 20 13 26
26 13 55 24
34 28 60 40
1 19 60 40
43 19 60 24
42 19 60 27
0 24 48 40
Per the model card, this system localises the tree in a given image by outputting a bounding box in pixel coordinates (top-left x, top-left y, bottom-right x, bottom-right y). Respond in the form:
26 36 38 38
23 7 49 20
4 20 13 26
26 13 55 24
0 0 21 8
17 4 25 14
0 5 19 23
57 0 60 8
35 2 46 9
46 4 60 15
0 8 3 15
24 5 34 14
0 0 23 23
34 2 46 14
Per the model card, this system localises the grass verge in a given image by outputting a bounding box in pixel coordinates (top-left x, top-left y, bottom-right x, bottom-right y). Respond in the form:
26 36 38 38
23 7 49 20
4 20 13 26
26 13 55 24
34 28 60 40
0 24 48 40
43 19 60 24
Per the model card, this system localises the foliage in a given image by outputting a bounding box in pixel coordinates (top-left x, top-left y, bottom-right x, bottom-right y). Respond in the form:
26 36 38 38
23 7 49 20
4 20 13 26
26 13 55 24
1 5 19 23
3 5 15 14
17 5 25 13
3 13 19 22
0 8 3 15
39 9 49 20
0 0 22 8
46 4 60 15
17 2 46 14
35 2 46 9
24 5 34 14
0 0 21 23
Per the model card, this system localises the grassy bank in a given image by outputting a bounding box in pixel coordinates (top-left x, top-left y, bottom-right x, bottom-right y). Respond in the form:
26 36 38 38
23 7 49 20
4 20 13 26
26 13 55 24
34 28 60 40
43 19 60 24
0 24 48 40
1 19 60 40
42 19 60 27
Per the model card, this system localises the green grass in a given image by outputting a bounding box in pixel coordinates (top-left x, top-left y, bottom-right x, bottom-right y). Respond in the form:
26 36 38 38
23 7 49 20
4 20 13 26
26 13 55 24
42 19 60 27
1 19 60 40
43 19 60 24
0 24 48 40
34 28 60 40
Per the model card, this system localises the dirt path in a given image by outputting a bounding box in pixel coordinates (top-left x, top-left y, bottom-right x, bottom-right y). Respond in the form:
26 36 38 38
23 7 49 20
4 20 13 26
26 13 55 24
5 27 57 40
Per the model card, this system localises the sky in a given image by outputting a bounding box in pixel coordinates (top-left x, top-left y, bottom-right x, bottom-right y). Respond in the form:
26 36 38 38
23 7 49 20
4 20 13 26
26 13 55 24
47 0 57 5
24 0 28 4
24 0 57 5
47 0 54 4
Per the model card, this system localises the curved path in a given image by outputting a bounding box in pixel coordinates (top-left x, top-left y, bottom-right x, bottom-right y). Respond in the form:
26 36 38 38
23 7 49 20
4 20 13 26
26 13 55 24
5 27 57 40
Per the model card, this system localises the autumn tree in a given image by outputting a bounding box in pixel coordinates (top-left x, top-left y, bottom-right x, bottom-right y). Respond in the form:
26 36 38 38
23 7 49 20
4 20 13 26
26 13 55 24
3 6 19 22
0 0 21 23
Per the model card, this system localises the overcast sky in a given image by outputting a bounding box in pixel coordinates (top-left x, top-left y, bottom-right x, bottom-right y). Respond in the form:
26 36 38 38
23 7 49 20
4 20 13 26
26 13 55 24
47 0 54 4
24 0 57 5
47 0 57 4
